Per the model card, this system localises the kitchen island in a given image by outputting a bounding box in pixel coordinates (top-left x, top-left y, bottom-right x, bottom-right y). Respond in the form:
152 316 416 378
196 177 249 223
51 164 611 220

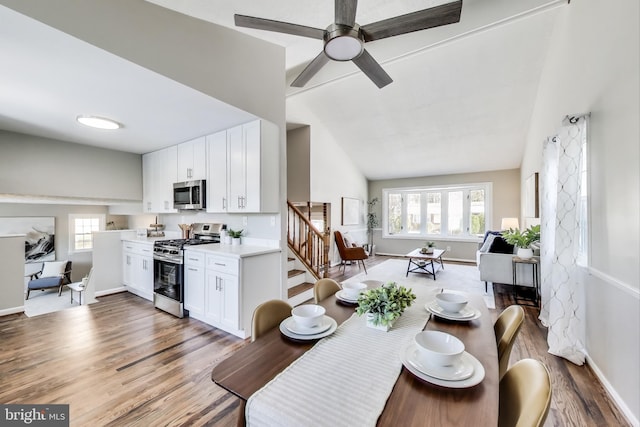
183 243 281 339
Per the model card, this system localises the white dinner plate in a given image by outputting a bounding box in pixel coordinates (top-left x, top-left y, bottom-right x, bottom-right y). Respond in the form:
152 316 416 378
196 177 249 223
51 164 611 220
285 316 333 335
425 302 481 321
335 290 359 303
279 316 338 341
406 348 475 381
401 343 485 388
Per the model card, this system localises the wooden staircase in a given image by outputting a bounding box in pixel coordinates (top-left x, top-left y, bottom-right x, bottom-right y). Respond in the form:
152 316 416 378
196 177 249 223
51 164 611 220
286 201 331 305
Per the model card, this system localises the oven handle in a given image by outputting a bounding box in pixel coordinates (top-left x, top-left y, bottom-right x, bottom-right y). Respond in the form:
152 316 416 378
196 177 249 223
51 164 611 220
153 253 183 264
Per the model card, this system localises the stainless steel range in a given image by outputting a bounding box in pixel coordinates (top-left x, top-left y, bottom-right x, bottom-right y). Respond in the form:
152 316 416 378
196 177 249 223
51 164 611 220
153 223 223 318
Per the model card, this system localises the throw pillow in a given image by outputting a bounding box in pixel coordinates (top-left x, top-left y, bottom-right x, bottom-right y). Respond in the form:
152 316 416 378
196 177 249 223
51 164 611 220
342 233 355 248
41 260 68 277
482 230 503 244
488 236 515 254
479 233 498 253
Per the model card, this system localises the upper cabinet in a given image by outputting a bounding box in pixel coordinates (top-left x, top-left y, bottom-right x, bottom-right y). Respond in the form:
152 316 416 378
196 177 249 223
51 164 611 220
142 119 279 214
177 136 206 181
207 119 279 213
142 146 177 213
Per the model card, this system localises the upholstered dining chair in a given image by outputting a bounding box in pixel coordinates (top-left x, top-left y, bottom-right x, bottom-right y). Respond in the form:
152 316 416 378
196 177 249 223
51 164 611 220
26 260 72 300
494 305 525 379
334 230 368 274
251 299 293 342
67 267 93 305
499 358 552 427
313 278 341 303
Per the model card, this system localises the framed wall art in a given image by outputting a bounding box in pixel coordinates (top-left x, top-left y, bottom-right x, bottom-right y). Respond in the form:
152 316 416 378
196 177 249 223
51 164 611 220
0 217 56 263
341 197 360 226
524 172 539 218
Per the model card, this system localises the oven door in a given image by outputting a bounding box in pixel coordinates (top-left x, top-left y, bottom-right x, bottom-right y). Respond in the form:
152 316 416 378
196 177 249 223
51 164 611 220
173 184 193 209
154 258 184 302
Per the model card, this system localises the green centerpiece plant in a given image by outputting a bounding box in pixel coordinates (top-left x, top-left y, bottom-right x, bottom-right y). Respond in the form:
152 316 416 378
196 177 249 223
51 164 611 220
227 228 244 245
356 281 416 330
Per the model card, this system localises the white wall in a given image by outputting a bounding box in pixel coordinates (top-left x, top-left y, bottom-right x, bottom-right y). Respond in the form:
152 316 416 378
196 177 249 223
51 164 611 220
520 0 639 423
0 235 25 314
0 203 120 281
0 131 142 202
305 123 369 263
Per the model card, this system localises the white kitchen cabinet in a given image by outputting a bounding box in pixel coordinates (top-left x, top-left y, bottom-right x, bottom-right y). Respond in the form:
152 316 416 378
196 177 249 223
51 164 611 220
184 250 205 317
204 255 240 330
206 119 279 213
184 247 280 339
206 130 228 212
142 146 178 213
205 269 239 329
177 136 206 181
122 241 154 301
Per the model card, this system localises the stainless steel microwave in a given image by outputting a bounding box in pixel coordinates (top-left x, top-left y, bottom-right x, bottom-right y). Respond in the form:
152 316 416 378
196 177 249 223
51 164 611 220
173 180 206 210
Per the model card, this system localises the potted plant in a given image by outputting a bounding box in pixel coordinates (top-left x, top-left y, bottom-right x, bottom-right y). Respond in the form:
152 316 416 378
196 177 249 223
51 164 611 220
366 197 379 256
421 241 435 254
227 228 244 245
502 224 540 259
356 282 416 331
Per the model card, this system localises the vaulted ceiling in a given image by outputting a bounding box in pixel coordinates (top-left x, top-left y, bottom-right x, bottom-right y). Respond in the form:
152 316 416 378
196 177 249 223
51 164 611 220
0 0 565 180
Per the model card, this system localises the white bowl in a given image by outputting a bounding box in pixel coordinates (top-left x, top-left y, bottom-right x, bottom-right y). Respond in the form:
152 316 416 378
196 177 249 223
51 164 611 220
435 292 468 313
291 304 326 328
414 331 465 367
342 282 367 300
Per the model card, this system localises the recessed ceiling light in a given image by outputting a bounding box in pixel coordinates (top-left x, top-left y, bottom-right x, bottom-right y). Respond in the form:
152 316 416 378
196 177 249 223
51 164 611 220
76 115 122 130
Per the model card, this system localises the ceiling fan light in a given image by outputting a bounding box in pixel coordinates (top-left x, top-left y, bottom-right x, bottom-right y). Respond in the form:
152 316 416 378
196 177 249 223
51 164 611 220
76 115 121 130
325 35 363 61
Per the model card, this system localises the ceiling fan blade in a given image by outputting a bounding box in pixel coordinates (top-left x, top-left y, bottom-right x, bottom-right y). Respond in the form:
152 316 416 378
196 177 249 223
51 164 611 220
291 51 331 87
352 49 392 89
335 0 358 27
360 0 462 42
234 14 325 39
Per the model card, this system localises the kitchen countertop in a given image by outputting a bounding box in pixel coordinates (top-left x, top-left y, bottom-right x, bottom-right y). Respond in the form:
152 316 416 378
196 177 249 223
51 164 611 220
185 243 281 258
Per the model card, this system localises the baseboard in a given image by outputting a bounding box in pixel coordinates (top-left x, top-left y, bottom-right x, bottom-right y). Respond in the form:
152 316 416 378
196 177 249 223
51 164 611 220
585 352 639 427
0 306 25 316
95 287 127 297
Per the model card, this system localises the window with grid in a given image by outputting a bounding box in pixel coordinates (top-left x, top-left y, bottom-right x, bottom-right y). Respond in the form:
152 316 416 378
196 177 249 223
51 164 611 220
382 183 492 240
69 214 104 252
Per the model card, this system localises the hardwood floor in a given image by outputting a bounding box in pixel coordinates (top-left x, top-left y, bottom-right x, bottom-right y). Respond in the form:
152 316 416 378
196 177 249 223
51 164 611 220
0 255 630 426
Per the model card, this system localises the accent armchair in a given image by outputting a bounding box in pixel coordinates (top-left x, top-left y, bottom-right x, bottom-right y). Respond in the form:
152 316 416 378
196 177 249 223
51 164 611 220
334 230 368 274
26 260 72 300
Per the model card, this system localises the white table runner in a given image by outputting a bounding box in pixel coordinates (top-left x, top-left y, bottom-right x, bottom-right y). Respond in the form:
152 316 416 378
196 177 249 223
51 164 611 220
245 286 436 427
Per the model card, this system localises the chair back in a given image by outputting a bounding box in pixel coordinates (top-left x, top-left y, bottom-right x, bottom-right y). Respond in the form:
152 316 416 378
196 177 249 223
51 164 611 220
494 305 525 379
63 261 73 284
251 299 293 342
313 278 341 303
334 231 348 259
83 268 95 290
499 358 552 427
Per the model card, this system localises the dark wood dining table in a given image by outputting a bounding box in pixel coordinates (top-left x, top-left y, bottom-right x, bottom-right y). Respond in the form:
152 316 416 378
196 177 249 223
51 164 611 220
212 292 499 426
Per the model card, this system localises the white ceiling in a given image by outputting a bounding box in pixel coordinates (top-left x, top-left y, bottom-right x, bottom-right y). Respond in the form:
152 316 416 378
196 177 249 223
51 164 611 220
0 0 565 180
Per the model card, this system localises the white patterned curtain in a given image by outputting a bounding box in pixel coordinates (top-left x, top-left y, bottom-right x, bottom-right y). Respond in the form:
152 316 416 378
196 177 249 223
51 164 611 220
539 115 588 366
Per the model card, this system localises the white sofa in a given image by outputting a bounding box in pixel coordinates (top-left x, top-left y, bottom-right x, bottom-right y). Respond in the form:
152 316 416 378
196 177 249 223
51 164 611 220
476 239 540 292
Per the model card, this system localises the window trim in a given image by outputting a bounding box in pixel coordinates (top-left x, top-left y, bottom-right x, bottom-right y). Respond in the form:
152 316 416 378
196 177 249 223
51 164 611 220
381 182 493 241
69 214 105 253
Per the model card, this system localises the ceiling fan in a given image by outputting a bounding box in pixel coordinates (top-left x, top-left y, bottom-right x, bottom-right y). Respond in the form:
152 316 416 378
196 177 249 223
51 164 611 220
234 0 463 89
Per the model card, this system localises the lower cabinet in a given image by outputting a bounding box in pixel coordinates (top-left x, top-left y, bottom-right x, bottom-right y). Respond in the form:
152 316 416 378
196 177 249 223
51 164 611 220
122 241 154 301
184 250 205 316
184 249 281 339
205 270 239 330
